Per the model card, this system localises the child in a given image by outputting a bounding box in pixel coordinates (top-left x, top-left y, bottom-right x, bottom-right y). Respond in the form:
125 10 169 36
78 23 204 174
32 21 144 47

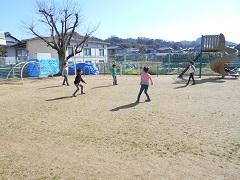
136 67 153 103
62 62 69 86
110 64 118 85
224 63 230 75
186 60 196 85
73 68 87 97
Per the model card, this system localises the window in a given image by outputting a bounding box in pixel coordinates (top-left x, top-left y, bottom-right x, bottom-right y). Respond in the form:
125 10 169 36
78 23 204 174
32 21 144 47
99 49 104 56
68 47 73 55
99 60 104 63
84 48 91 56
16 49 27 56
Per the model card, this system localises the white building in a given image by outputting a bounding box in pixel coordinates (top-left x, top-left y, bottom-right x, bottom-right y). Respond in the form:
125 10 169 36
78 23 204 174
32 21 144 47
25 34 109 64
0 29 6 45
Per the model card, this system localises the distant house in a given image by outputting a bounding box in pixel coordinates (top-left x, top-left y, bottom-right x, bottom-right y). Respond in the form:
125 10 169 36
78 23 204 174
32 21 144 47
4 32 27 58
229 44 240 68
157 47 173 53
188 47 196 52
25 34 110 63
235 44 240 57
125 48 139 54
146 48 156 54
107 45 125 55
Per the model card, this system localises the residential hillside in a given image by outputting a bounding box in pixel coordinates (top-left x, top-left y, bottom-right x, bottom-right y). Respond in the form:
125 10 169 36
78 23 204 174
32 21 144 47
91 35 238 51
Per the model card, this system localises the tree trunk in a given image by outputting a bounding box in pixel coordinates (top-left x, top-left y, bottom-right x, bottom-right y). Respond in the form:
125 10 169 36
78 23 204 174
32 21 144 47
58 53 65 75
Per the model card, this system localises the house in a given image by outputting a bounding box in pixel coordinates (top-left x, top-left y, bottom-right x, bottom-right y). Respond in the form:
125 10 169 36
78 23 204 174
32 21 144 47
235 44 240 57
228 44 240 68
107 45 125 55
0 31 27 64
125 48 139 54
4 32 27 58
157 47 173 53
146 48 156 54
25 34 110 64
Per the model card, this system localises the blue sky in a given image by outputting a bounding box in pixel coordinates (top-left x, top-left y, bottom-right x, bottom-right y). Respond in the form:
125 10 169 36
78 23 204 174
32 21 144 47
1 0 240 43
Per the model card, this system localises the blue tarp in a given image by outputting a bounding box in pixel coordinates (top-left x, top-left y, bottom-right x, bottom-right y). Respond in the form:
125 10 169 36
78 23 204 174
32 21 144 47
27 59 59 77
68 63 99 75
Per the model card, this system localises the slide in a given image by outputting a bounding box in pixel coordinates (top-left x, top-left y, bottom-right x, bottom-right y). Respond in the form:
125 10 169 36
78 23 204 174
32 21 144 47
210 47 238 76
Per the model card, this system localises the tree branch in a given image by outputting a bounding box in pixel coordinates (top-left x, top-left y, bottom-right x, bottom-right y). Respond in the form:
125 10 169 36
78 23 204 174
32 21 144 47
66 35 90 60
29 27 58 51
66 13 79 46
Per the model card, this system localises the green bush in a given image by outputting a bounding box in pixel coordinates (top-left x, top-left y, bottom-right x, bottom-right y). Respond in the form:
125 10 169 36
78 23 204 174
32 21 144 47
149 68 159 75
125 68 138 75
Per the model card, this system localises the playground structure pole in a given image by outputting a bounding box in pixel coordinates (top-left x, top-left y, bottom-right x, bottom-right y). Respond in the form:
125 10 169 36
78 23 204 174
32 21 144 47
104 65 106 75
199 35 203 78
73 45 76 76
120 64 122 76
167 53 171 74
123 53 126 74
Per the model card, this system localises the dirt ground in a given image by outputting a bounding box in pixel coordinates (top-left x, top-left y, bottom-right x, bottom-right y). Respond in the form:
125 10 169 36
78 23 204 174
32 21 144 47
0 74 239 180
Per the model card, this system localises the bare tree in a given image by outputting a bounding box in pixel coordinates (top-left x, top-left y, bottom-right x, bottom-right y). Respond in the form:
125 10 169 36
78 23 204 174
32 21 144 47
24 0 98 73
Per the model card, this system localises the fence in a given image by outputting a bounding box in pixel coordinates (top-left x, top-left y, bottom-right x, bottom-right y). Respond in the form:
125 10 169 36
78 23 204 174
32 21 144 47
1 53 240 79
0 57 28 79
96 52 240 76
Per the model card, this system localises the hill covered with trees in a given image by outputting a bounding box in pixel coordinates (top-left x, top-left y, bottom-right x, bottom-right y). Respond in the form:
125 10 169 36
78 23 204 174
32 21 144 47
92 35 237 51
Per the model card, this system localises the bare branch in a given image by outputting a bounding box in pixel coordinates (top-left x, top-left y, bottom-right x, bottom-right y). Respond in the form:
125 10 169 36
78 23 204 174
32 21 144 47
66 13 79 46
29 26 57 50
66 35 90 59
39 9 61 38
20 0 99 73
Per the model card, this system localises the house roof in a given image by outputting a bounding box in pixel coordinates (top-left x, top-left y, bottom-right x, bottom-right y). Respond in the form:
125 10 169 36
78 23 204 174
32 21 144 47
4 32 21 43
24 32 109 45
158 47 173 51
11 41 26 48
107 46 124 50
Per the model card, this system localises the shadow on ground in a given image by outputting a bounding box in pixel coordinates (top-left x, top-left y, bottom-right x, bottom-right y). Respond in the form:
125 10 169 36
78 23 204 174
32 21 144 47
38 85 63 90
110 102 139 111
46 96 74 101
91 85 113 89
173 77 226 89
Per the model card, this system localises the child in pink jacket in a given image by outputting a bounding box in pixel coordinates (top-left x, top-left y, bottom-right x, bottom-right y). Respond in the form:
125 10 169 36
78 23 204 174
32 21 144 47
136 67 153 103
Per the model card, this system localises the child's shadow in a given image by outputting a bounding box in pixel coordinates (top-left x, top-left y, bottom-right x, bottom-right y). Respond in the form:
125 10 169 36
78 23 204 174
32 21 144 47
110 102 139 111
46 96 73 101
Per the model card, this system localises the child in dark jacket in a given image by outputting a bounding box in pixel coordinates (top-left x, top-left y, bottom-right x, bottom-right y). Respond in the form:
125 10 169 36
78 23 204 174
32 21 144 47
73 68 87 97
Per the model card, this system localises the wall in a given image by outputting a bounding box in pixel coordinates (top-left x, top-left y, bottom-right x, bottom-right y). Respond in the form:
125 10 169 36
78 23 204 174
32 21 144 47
26 38 109 63
27 38 58 59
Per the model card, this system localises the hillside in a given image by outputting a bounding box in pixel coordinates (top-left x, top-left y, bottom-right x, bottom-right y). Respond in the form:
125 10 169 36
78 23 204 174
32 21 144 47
92 36 238 50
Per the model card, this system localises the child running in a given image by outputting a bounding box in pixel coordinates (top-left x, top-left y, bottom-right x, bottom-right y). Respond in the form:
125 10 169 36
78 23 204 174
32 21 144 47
186 60 196 85
136 67 153 103
73 68 87 97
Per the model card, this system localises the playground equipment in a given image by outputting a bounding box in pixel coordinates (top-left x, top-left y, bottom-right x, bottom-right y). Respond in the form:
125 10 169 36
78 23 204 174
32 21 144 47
6 61 53 84
178 33 238 78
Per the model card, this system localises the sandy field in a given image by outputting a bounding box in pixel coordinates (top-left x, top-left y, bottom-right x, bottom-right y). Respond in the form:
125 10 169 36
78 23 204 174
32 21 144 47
0 74 240 179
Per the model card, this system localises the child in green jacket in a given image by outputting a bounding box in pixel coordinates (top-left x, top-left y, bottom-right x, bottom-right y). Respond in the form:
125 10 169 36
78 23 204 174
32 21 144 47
110 64 118 85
